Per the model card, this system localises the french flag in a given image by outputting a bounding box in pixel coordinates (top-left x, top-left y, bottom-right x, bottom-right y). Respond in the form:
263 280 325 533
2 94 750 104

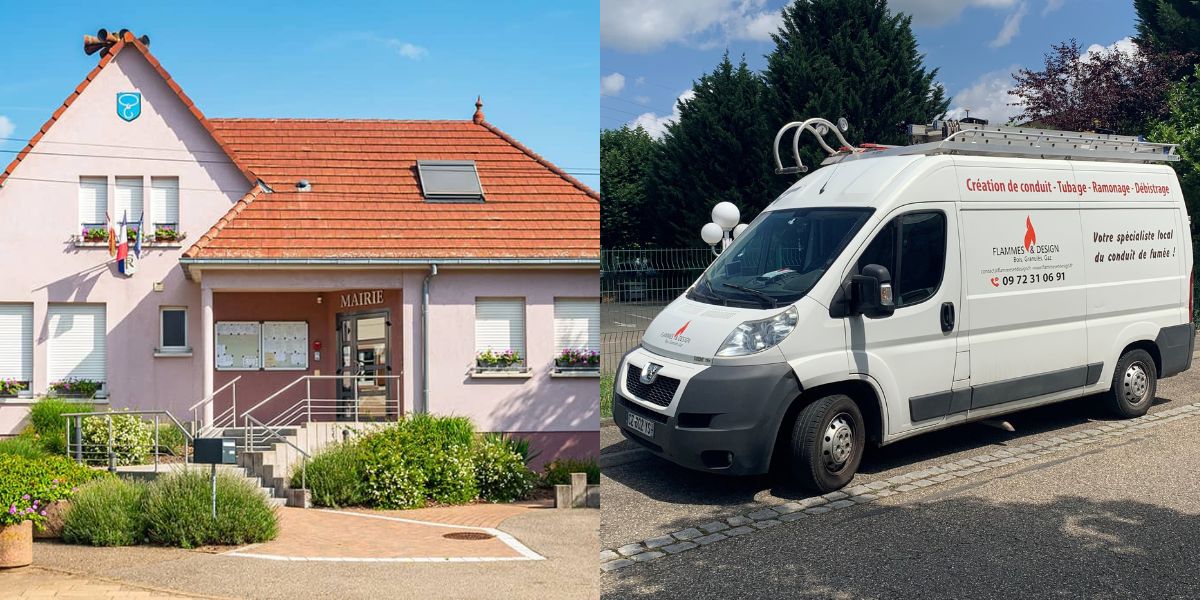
116 211 129 275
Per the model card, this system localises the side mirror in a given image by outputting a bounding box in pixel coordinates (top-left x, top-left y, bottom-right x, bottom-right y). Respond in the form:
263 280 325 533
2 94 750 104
849 264 895 318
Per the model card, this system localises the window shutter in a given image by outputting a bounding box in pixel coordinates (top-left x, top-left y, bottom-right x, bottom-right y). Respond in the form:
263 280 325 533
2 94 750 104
47 304 106 383
114 176 144 224
553 298 599 352
474 298 525 357
0 304 33 382
151 177 179 228
78 177 107 228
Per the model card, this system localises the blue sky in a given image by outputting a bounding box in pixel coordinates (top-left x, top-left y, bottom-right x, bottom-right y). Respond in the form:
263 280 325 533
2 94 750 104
601 0 1138 137
0 1 599 189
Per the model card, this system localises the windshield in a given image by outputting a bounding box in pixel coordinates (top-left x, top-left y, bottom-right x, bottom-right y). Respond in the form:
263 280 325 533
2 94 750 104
689 207 874 308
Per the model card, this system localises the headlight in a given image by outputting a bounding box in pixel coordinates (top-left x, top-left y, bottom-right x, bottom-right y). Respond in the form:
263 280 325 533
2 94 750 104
716 306 799 357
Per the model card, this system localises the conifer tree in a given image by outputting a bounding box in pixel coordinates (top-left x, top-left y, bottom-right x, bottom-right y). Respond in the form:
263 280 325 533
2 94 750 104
600 125 658 248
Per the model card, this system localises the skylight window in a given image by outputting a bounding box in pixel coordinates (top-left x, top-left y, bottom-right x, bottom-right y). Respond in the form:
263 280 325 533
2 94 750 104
417 160 484 202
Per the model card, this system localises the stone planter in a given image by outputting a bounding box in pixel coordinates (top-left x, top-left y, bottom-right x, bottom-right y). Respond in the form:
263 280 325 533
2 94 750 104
0 521 33 568
33 501 70 540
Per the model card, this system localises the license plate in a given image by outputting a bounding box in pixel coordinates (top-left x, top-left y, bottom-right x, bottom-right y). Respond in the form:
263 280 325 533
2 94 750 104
626 412 655 438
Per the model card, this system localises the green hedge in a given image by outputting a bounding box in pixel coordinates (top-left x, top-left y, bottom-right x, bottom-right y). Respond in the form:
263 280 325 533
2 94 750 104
297 417 539 509
62 477 146 546
0 436 51 460
27 397 93 455
291 441 366 508
141 470 278 548
0 455 106 527
541 458 600 486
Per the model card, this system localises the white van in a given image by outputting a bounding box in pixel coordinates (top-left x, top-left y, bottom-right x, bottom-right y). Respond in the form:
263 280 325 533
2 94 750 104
614 118 1195 492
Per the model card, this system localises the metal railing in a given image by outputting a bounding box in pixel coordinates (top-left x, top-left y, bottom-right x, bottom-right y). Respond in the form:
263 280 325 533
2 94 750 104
62 410 194 473
245 414 309 492
188 376 240 438
237 374 404 454
601 248 712 305
601 329 646 375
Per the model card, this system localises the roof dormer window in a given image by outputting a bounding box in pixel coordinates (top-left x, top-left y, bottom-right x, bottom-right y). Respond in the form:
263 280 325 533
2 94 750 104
417 160 484 202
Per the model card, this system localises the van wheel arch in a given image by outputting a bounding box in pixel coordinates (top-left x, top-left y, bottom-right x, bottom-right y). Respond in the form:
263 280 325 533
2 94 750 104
1120 340 1161 377
771 379 884 470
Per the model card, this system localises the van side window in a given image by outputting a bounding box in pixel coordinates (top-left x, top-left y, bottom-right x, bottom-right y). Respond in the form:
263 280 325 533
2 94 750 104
857 211 946 308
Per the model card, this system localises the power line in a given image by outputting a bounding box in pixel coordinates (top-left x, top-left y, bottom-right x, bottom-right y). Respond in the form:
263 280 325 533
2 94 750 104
600 93 675 114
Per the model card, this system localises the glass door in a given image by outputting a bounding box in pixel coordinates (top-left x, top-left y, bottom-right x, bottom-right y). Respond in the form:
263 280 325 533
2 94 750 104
336 311 393 421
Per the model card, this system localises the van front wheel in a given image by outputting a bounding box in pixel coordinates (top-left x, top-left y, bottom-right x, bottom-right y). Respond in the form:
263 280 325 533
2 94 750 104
1106 349 1157 418
789 394 865 493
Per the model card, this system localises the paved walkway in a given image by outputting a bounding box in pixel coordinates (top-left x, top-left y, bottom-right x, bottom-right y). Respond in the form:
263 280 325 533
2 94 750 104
0 566 202 599
226 506 543 561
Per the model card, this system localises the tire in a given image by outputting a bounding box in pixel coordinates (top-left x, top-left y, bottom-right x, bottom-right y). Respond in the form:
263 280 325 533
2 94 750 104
1105 349 1157 418
789 394 865 493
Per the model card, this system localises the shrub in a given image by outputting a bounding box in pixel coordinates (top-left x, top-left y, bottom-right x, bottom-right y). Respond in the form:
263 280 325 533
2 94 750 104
473 435 535 503
482 432 540 466
81 413 152 466
143 469 278 548
154 424 187 457
0 436 50 460
359 414 477 508
62 477 146 546
27 397 93 455
541 458 600 487
293 441 367 508
0 455 106 527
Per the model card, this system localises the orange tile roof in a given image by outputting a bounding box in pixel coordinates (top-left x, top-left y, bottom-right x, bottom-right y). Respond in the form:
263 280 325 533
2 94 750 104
187 118 599 260
0 32 256 187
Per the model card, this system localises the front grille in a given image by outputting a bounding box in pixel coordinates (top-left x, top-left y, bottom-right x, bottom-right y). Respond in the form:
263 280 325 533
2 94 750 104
625 363 681 408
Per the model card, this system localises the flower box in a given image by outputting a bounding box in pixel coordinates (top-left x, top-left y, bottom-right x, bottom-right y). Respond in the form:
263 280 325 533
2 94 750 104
553 348 600 374
0 380 29 399
475 349 524 372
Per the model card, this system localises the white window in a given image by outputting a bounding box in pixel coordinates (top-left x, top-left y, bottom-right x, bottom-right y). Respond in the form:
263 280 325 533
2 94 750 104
553 298 600 353
114 176 144 227
47 304 106 385
475 298 526 365
78 177 107 231
150 177 180 231
0 304 33 386
159 307 188 352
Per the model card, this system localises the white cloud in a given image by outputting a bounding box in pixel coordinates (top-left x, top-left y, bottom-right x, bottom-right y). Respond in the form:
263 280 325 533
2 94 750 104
1084 36 1137 59
888 0 1018 27
0 116 13 139
1042 0 1065 15
633 95 651 104
601 0 782 53
385 40 428 60
601 72 627 96
629 90 696 138
944 66 1024 125
989 1 1028 48
634 76 646 85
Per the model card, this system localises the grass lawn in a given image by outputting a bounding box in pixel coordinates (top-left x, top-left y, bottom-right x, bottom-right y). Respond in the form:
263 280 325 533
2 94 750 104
601 373 613 419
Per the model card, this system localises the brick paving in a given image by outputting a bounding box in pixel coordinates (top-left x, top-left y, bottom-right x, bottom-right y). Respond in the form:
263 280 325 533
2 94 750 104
0 566 206 599
227 507 538 560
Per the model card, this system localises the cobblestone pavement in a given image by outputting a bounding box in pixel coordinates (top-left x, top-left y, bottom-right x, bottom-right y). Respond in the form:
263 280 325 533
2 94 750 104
601 362 1200 589
0 566 209 599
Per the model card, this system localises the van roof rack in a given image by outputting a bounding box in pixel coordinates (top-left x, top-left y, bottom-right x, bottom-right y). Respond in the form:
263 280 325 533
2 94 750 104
774 118 1179 175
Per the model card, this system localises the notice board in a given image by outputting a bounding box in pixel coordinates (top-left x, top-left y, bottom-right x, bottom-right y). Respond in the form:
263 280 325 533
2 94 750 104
215 321 261 370
262 321 309 370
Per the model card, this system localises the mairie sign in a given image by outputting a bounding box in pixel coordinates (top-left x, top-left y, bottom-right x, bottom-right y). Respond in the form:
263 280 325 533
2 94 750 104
116 92 141 122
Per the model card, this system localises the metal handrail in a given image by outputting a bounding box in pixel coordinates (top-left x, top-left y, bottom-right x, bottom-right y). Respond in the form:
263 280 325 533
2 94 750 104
238 374 404 425
188 376 241 411
62 409 194 474
244 414 310 491
190 376 241 436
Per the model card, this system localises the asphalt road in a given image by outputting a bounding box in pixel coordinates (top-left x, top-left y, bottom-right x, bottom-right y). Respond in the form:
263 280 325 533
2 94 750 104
601 363 1200 599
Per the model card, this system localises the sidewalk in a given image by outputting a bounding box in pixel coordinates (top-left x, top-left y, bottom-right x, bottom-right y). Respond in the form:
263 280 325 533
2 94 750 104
0 567 204 599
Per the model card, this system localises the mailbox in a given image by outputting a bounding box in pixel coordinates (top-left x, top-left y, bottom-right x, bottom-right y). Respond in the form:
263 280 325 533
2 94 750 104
194 438 237 465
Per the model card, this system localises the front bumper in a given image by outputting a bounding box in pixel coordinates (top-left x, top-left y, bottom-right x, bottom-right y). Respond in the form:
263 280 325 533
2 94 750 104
614 348 801 475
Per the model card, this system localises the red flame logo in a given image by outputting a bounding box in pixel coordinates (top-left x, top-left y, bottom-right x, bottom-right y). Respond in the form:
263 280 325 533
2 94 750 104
674 321 691 338
1023 216 1036 251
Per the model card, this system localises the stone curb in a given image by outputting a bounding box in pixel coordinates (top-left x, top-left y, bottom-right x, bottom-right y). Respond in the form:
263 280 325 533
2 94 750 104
599 401 1200 572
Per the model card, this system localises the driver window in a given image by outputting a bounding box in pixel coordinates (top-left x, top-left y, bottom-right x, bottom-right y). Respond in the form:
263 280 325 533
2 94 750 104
856 211 946 308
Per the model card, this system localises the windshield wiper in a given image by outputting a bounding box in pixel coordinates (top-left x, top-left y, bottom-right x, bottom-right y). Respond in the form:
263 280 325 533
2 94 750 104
721 283 778 308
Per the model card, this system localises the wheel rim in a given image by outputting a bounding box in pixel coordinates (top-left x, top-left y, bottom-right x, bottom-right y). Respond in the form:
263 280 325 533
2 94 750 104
1122 362 1151 405
821 412 855 471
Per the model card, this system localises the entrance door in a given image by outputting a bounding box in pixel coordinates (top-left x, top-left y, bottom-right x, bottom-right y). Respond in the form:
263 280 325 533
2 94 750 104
336 311 393 421
844 204 963 434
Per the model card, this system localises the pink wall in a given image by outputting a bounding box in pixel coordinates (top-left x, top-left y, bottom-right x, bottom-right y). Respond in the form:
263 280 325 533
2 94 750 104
0 47 249 428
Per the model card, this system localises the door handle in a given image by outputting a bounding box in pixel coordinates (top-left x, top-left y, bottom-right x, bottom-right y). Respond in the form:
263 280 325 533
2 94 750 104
940 302 955 332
